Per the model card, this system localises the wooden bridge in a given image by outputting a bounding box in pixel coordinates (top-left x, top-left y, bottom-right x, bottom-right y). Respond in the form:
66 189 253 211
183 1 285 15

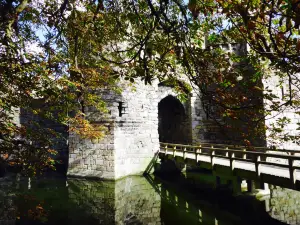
159 142 300 191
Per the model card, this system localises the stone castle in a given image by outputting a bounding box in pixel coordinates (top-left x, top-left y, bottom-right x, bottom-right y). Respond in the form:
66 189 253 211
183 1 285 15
68 78 202 179
12 43 300 180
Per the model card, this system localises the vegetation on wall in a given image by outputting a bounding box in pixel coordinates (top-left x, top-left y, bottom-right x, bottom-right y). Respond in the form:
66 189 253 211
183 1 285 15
0 0 299 175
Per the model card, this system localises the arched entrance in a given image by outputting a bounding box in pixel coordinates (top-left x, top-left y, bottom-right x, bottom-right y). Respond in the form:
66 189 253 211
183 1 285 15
158 95 190 144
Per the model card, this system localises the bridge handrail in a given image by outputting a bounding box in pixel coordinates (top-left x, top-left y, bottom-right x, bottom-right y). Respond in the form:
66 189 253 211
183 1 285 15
160 143 300 160
162 146 300 160
159 142 300 154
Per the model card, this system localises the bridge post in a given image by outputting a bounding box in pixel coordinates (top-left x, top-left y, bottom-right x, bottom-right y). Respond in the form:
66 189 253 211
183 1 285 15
227 177 242 194
231 177 242 194
197 145 202 164
230 152 235 171
289 158 296 188
182 147 187 172
246 180 256 193
211 146 215 168
242 149 246 159
215 176 221 189
265 197 270 212
261 182 269 191
173 146 176 158
255 155 261 177
257 182 270 196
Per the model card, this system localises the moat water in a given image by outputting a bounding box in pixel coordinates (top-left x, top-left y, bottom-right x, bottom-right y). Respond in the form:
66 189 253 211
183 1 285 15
0 173 297 225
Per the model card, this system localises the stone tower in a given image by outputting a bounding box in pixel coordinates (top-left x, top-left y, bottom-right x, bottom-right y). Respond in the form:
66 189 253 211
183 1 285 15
67 79 204 179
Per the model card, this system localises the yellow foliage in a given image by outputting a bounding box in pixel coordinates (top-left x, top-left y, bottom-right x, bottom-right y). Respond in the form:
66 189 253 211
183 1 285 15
68 111 107 140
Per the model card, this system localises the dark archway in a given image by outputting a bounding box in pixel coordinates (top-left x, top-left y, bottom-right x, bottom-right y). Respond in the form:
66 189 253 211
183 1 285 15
158 95 190 144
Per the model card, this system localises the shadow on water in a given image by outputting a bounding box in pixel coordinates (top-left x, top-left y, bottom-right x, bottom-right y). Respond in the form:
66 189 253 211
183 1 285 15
147 172 287 225
0 173 293 225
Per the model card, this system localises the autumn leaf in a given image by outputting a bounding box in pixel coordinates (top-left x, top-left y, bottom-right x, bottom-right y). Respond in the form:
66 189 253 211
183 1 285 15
247 21 256 29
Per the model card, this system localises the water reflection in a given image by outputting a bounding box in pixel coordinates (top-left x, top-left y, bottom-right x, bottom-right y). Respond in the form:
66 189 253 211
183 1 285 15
68 177 161 225
0 178 16 225
0 175 297 225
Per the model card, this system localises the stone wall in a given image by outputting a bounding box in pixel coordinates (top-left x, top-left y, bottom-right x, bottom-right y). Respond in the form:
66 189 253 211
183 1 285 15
68 89 118 179
114 80 163 179
7 102 69 173
262 73 300 166
6 104 68 156
268 186 300 225
114 80 193 179
263 75 300 150
20 101 68 155
11 108 20 127
190 89 204 144
68 130 115 179
114 82 192 178
68 79 203 179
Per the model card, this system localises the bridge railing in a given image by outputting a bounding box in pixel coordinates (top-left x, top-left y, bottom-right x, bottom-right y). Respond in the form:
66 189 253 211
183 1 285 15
201 142 300 153
160 142 300 155
159 142 300 186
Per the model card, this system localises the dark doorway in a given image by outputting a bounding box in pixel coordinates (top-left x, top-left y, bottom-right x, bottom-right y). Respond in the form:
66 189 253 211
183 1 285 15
158 95 189 144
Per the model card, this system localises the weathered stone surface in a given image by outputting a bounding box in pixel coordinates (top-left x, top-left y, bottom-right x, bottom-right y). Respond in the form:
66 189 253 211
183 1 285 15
68 79 204 179
268 186 300 225
263 75 300 151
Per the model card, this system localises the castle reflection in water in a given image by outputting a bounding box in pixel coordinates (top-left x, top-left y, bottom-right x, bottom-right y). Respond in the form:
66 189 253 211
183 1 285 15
0 174 298 225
